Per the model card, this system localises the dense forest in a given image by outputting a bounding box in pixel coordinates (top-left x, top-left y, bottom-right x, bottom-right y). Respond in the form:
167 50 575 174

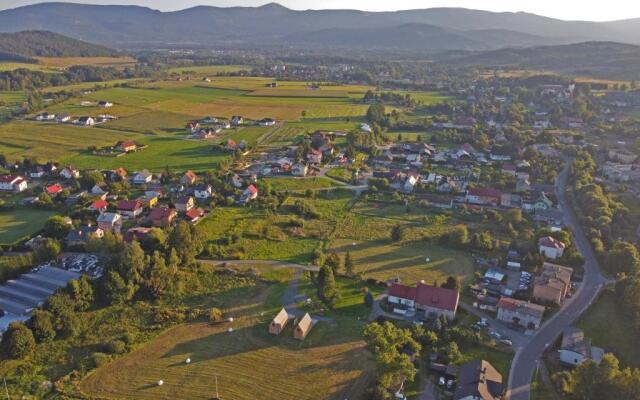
0 31 118 59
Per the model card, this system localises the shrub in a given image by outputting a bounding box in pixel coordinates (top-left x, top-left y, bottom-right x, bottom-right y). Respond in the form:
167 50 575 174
107 340 126 355
208 307 223 323
90 352 110 368
1 322 36 359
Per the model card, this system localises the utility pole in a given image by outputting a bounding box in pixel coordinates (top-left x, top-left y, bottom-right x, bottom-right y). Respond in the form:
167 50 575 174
3 378 9 400
215 374 220 399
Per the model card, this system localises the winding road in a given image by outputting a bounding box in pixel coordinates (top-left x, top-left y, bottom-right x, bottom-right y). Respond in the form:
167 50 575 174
507 159 610 400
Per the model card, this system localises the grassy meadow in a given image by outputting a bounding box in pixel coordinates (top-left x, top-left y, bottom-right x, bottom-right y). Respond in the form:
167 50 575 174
0 208 56 245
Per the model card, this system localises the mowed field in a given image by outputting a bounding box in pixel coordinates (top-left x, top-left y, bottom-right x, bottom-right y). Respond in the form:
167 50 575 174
35 56 137 68
0 209 57 245
80 287 374 400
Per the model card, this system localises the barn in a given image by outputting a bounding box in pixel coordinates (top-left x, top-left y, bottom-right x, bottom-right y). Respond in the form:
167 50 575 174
293 313 314 340
269 308 290 335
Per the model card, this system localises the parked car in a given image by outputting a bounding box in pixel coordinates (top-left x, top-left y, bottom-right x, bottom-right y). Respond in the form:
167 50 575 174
499 339 513 347
438 376 446 386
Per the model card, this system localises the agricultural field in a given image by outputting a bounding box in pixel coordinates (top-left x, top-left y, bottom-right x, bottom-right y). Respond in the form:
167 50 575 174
80 285 374 400
0 208 57 245
35 56 137 68
262 177 338 192
0 62 59 72
166 65 252 75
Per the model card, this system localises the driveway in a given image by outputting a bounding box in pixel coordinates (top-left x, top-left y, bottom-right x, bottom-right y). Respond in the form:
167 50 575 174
507 159 609 400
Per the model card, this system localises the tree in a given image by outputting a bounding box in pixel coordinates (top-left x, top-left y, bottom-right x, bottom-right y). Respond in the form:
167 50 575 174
441 276 461 291
80 170 104 189
28 309 56 342
65 276 94 311
169 221 203 265
112 241 146 286
103 270 135 305
144 251 176 299
140 228 167 254
325 252 342 274
607 241 640 275
43 215 70 239
364 290 374 308
447 225 468 247
317 265 339 307
366 103 387 126
34 238 61 263
344 252 354 276
438 341 461 364
391 224 405 242
1 322 35 359
471 231 494 251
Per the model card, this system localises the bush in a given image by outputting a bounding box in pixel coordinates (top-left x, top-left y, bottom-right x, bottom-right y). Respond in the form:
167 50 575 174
29 309 56 342
153 308 186 324
1 322 36 359
107 340 126 355
90 352 110 368
208 307 223 323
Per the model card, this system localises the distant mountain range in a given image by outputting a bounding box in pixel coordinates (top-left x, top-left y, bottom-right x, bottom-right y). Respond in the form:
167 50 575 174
1 2 640 51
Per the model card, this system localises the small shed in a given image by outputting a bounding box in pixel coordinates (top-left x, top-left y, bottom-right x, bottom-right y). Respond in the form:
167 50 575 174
269 308 290 335
293 313 314 340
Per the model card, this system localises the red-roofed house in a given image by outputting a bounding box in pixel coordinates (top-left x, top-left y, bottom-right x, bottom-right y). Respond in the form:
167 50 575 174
242 184 258 202
149 207 177 227
387 283 459 320
45 183 63 196
538 236 566 259
465 188 502 207
116 200 144 218
180 170 198 186
89 199 109 213
0 175 27 192
116 140 137 152
186 121 200 134
185 207 205 223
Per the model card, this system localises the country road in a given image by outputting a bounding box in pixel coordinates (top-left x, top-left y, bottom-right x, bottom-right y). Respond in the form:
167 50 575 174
507 159 610 400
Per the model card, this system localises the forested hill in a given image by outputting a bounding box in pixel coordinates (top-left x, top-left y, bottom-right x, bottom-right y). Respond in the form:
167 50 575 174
0 31 118 59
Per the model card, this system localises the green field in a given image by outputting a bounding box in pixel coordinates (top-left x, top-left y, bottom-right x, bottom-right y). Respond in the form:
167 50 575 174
166 65 252 75
80 285 374 400
577 290 640 367
263 177 339 191
0 209 57 245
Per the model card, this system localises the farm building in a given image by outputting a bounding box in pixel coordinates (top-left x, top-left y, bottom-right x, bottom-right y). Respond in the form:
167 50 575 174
294 313 314 340
269 308 290 335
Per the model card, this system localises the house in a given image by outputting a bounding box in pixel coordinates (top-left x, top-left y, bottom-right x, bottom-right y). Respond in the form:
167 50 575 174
388 283 459 320
98 100 113 108
89 199 109 213
196 128 217 139
241 185 258 203
35 112 56 121
65 225 104 247
501 164 517 176
225 139 238 151
123 227 152 243
558 327 604 367
403 174 419 193
496 297 545 330
523 192 553 212
136 194 158 209
175 196 195 212
500 193 522 209
56 114 70 123
116 140 137 153
466 188 501 207
110 167 127 181
185 207 205 223
132 170 153 185
116 200 143 218
180 170 198 186
291 163 308 177
97 212 122 233
186 121 200 134
454 360 503 400
533 263 573 305
76 116 95 126
44 183 63 196
148 207 177 227
0 175 27 192
201 116 218 124
194 184 213 200
533 209 564 227
538 236 566 259
91 183 108 196
437 177 461 193
269 308 290 335
306 149 323 164
60 167 79 180
230 116 244 126
258 118 276 126
293 313 315 340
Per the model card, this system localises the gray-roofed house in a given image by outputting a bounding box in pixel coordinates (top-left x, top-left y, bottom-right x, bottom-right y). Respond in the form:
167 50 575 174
454 359 503 400
559 327 605 367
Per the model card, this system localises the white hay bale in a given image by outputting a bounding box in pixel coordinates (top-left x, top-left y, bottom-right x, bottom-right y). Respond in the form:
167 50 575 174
185 358 191 364
227 327 233 333
157 380 164 386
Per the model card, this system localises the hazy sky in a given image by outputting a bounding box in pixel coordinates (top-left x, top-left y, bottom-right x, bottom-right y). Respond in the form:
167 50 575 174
0 0 637 21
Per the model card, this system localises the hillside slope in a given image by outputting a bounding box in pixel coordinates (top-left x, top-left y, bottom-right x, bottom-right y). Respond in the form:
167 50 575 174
0 30 118 58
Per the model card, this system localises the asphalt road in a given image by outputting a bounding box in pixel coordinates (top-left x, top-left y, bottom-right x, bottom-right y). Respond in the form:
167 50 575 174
507 159 609 400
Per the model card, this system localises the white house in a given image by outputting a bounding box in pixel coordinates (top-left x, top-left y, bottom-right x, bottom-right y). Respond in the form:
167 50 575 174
98 101 113 108
194 184 213 200
496 297 545 330
0 175 27 192
76 116 95 126
60 167 80 180
538 236 566 259
559 327 604 367
403 175 418 193
291 163 308 177
132 170 153 185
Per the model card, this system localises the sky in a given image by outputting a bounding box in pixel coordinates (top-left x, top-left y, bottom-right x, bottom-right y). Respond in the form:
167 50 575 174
0 0 637 22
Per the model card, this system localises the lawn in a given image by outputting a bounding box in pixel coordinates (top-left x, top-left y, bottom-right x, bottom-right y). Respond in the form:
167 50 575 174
329 238 475 285
577 289 640 367
263 177 339 191
80 285 374 400
0 208 57 245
